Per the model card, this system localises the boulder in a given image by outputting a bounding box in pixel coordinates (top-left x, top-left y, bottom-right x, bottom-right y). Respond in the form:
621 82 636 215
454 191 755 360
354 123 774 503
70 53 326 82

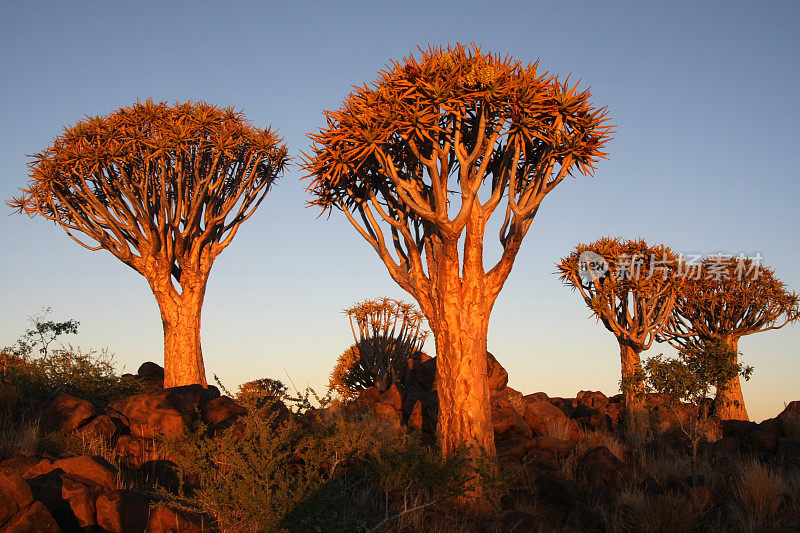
96 489 151 533
53 456 117 490
146 506 207 533
523 400 568 436
527 436 573 465
201 396 246 428
578 446 627 488
355 387 381 406
722 419 757 438
401 387 438 435
492 397 532 440
549 397 577 418
116 435 163 470
487 351 508 393
137 362 165 391
0 472 33 527
603 402 624 427
747 428 779 453
495 438 534 461
76 414 118 441
108 385 220 439
27 470 104 531
577 390 610 410
536 473 580 508
406 401 423 431
43 394 100 433
398 353 436 390
0 501 59 533
524 392 549 403
571 405 612 432
379 384 403 412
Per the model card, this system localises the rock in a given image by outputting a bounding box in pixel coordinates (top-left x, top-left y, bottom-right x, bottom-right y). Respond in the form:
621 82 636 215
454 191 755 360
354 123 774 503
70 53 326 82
571 405 612 432
53 456 117 490
549 397 576 418
603 402 624 427
369 402 402 430
527 436 573 465
202 396 246 427
578 446 627 488
747 428 779 453
355 387 381 406
108 385 220 439
76 414 118 441
577 390 610 410
27 470 103 531
406 400 423 431
722 419 757 438
492 397 532 440
137 362 165 391
96 489 151 533
495 438 534 461
146 506 207 533
0 472 33 527
399 353 436 390
0 501 59 533
711 436 740 458
116 435 163 470
43 394 100 433
524 392 549 403
523 400 568 436
537 473 580 508
379 384 403 412
501 509 537 531
487 351 508 393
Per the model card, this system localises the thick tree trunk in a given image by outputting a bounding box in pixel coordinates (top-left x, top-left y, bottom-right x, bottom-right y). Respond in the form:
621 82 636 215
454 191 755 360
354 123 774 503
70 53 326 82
619 342 644 413
714 337 748 421
151 280 209 389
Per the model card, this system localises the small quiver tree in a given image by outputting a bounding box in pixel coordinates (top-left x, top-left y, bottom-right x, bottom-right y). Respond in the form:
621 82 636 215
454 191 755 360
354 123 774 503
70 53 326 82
557 238 681 415
10 101 288 388
660 255 799 421
640 339 753 476
305 44 611 468
329 298 427 400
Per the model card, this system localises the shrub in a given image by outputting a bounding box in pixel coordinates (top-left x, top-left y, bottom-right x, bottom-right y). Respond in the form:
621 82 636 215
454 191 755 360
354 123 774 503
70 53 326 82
161 395 471 531
737 459 787 521
0 385 41 459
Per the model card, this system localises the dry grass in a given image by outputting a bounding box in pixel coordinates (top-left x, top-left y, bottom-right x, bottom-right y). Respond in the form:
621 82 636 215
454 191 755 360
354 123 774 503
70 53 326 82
604 487 700 533
781 408 800 443
0 384 43 459
737 459 787 520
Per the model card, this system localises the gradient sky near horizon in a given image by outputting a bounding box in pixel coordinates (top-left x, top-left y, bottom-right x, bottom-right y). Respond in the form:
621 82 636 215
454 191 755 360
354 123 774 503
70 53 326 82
1 1 798 421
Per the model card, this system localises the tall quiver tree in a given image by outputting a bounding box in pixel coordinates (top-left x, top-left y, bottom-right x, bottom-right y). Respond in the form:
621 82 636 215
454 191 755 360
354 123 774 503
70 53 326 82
557 238 681 413
304 44 611 461
661 256 799 420
10 101 288 388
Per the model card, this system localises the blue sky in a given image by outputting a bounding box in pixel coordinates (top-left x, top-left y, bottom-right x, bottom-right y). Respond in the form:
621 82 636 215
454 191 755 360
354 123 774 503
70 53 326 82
1 1 798 421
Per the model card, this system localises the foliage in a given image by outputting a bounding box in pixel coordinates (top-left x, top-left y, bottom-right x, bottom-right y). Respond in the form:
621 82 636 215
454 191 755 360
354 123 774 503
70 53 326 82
330 298 427 398
737 459 788 521
557 237 681 352
636 339 753 468
304 42 611 323
162 397 471 532
236 377 289 404
662 255 800 348
1 310 143 403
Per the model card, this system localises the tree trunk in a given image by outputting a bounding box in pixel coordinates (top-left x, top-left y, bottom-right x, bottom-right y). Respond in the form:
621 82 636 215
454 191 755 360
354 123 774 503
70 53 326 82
152 281 208 388
714 336 748 421
619 342 644 413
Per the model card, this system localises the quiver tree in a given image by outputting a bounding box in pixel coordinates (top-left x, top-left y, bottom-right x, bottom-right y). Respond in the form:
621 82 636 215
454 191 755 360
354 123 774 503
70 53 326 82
304 44 611 463
660 255 799 420
329 298 428 399
557 238 681 413
10 101 288 388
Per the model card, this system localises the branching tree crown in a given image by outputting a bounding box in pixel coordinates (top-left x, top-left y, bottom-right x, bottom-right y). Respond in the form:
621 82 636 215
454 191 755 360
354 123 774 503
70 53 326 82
11 100 288 282
663 256 799 347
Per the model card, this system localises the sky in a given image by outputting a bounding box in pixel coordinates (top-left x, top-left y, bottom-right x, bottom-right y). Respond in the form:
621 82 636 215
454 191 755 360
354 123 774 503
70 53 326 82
1 1 798 422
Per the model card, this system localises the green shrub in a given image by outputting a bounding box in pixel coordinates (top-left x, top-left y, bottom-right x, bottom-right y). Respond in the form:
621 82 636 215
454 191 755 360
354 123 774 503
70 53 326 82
161 393 471 532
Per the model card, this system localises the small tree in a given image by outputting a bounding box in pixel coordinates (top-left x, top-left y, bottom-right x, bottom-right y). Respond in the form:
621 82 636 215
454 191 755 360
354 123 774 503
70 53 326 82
557 238 681 413
640 339 753 476
305 44 611 464
10 101 288 387
330 298 427 399
661 256 799 420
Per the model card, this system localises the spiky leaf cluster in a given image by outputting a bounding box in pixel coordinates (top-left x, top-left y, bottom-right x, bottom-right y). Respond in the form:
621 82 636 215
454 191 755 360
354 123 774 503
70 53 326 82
557 237 681 350
10 100 288 282
663 256 799 347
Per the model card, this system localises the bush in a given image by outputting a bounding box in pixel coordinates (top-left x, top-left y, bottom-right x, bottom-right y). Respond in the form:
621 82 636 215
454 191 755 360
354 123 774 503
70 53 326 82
737 459 787 521
161 394 471 532
1 310 143 404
